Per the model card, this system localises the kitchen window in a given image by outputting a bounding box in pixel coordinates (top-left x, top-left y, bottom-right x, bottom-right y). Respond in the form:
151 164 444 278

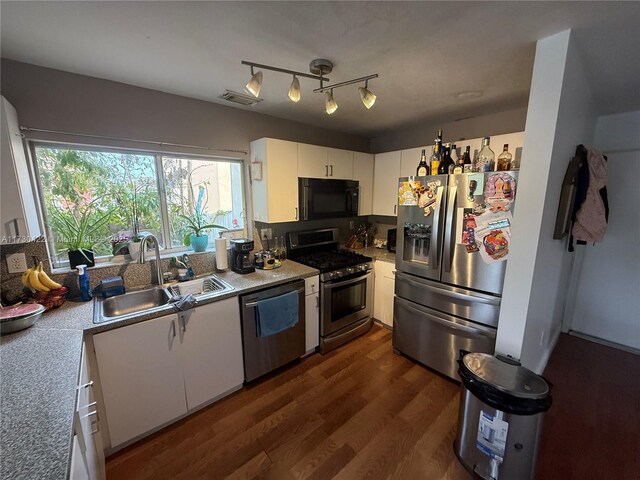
33 144 245 268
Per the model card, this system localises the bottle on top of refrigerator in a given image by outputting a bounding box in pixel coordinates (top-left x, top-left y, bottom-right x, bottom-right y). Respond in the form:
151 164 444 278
475 137 495 172
450 144 459 164
463 146 473 172
497 144 512 171
417 149 429 176
430 144 441 176
511 149 521 170
436 128 443 152
438 144 454 174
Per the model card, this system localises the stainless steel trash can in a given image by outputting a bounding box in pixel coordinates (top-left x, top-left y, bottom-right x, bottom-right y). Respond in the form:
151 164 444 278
454 352 552 480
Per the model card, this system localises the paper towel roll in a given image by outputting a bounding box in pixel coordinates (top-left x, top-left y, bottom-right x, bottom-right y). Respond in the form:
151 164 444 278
215 237 228 271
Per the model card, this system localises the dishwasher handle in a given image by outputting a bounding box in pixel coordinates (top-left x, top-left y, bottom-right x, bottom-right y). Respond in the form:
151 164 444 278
244 288 305 308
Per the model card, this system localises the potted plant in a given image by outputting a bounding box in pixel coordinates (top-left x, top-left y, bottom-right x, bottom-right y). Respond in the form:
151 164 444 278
48 200 114 269
179 212 226 252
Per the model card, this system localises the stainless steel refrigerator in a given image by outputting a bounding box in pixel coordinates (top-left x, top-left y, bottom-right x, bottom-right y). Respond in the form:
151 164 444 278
393 171 519 380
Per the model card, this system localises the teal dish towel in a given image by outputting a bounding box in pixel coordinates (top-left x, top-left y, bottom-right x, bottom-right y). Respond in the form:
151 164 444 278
256 291 299 337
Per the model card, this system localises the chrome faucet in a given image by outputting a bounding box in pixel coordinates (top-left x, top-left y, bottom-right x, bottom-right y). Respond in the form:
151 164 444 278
138 233 164 286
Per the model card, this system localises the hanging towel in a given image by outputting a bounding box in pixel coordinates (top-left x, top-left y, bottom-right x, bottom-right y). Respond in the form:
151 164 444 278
572 149 608 244
256 291 299 337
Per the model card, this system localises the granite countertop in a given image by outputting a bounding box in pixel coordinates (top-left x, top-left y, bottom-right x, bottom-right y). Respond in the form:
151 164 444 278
1 259 318 479
349 246 397 264
1 328 83 480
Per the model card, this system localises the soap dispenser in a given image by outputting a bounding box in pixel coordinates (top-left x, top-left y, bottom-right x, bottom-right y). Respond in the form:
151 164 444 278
76 264 92 302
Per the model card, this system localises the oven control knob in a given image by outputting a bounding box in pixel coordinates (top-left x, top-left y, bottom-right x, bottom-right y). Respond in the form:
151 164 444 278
346 267 355 275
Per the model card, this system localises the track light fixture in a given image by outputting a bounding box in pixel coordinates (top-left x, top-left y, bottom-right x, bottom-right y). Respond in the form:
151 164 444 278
241 59 378 114
358 79 377 109
325 89 338 115
245 66 263 97
288 75 301 103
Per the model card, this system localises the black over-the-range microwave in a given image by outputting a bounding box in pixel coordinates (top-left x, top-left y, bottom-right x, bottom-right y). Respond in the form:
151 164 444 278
298 178 359 220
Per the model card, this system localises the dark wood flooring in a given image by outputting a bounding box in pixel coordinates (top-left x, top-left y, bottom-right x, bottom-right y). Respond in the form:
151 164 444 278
106 327 640 480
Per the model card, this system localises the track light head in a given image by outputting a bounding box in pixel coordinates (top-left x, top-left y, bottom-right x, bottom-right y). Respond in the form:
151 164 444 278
245 67 263 97
358 80 376 109
325 89 338 115
288 75 301 103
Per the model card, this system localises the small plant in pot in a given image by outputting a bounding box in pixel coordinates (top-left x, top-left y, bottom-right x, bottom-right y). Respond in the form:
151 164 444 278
48 201 114 270
180 213 226 252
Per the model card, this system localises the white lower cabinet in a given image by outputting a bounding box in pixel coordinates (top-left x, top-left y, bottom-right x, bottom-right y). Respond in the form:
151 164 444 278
74 342 105 480
93 298 244 448
373 260 396 327
70 435 89 480
304 276 320 353
178 299 244 410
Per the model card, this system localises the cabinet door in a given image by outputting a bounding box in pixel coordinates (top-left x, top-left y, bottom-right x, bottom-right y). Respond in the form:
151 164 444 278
305 292 320 353
298 143 328 178
327 148 354 179
400 146 430 177
1 97 41 242
93 313 187 447
179 297 244 410
373 151 401 216
70 435 90 480
353 152 374 216
77 344 105 480
381 273 396 327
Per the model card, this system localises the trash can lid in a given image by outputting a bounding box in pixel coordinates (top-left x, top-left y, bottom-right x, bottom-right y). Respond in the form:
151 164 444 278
462 353 549 399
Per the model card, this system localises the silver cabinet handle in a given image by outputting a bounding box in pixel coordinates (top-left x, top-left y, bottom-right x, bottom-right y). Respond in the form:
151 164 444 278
84 409 100 435
394 205 397 215
79 401 97 411
325 165 329 177
315 295 319 308
329 164 333 176
79 381 93 390
294 207 298 220
171 320 176 337
179 313 187 333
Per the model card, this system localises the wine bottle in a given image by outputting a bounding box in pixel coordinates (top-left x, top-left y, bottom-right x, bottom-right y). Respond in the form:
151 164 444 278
417 149 429 176
429 144 441 176
438 144 454 174
450 144 459 165
475 137 495 172
463 146 472 172
497 144 512 171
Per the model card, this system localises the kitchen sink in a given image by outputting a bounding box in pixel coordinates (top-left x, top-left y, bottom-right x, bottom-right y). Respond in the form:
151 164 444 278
93 287 173 323
92 276 234 324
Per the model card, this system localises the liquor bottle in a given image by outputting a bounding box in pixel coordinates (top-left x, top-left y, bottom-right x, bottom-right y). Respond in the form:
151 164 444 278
450 144 459 165
429 144 441 176
416 149 429 176
476 137 495 172
511 150 521 170
438 144 454 174
497 144 512 171
463 146 472 172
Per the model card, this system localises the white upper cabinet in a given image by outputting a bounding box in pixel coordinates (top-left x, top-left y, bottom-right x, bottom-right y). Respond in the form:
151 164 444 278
327 148 354 179
353 152 374 216
297 143 328 178
1 96 42 243
373 150 402 216
251 138 299 223
298 143 354 179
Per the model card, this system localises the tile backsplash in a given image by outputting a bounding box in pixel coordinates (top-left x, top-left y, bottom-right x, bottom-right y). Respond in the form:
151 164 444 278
0 240 219 304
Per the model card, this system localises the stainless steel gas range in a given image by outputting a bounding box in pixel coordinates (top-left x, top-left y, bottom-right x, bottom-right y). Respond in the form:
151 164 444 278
287 228 373 354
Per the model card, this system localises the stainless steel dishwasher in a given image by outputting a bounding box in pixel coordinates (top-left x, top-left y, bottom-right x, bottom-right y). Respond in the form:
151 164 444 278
240 280 306 382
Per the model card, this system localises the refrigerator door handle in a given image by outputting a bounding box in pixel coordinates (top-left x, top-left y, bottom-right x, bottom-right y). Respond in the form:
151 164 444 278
430 185 445 269
443 184 457 273
396 272 500 306
396 298 495 337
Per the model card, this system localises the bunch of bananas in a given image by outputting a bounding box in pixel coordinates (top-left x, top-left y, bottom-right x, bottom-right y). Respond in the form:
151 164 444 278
21 262 63 292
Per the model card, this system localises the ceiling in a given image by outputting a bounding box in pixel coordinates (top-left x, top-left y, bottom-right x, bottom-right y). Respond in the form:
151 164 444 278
1 1 639 137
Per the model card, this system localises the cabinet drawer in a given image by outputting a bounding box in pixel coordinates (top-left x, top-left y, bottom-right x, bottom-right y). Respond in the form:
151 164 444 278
305 276 319 295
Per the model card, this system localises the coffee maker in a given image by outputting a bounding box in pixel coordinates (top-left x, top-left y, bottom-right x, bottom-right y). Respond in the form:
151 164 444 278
230 239 255 274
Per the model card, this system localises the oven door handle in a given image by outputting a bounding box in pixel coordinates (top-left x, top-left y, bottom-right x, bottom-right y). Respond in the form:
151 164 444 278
323 271 372 289
244 288 305 307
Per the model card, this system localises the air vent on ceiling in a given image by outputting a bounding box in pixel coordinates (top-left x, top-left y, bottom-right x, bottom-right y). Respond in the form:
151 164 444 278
219 90 263 106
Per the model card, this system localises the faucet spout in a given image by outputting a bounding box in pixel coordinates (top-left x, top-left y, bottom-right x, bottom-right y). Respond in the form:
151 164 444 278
138 233 164 286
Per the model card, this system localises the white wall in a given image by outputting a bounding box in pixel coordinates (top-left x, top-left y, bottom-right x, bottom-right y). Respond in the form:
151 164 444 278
566 111 640 350
495 30 598 373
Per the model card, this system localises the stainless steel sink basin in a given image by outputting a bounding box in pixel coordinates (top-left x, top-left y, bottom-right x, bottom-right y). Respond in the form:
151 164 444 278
92 276 234 324
94 287 172 323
